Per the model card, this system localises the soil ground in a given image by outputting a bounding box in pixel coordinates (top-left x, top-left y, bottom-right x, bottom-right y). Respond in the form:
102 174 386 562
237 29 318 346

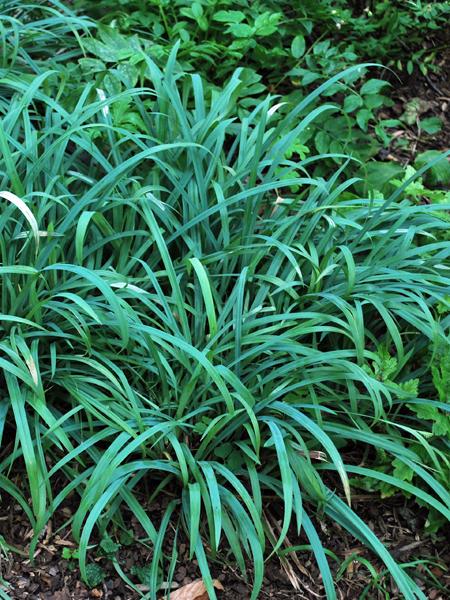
381 43 450 161
1 490 449 599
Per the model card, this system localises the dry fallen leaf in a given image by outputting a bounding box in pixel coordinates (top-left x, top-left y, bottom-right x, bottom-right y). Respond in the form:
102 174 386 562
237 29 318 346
163 579 223 600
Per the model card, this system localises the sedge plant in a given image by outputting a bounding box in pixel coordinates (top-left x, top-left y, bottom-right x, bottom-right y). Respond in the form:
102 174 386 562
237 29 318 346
0 10 449 600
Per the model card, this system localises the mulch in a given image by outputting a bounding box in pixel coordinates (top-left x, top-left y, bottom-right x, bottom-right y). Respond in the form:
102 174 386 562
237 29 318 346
379 41 450 163
1 488 449 599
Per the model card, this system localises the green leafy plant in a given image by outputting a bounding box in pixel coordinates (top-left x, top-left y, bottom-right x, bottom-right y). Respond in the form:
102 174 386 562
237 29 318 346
85 563 106 588
1 3 450 600
70 0 450 163
387 165 450 205
1 25 450 597
74 0 450 77
331 1 450 76
415 151 450 188
62 547 81 561
65 0 450 178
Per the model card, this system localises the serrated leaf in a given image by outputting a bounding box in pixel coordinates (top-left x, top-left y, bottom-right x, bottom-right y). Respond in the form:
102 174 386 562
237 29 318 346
392 459 414 483
408 403 437 421
399 379 419 395
62 547 74 559
99 537 120 556
432 413 450 437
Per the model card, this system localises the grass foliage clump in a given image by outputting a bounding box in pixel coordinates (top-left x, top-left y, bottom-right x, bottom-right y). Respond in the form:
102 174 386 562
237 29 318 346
0 5 449 600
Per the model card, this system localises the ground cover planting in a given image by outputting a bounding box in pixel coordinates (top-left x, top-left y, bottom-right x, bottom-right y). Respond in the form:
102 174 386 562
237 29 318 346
0 1 449 598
